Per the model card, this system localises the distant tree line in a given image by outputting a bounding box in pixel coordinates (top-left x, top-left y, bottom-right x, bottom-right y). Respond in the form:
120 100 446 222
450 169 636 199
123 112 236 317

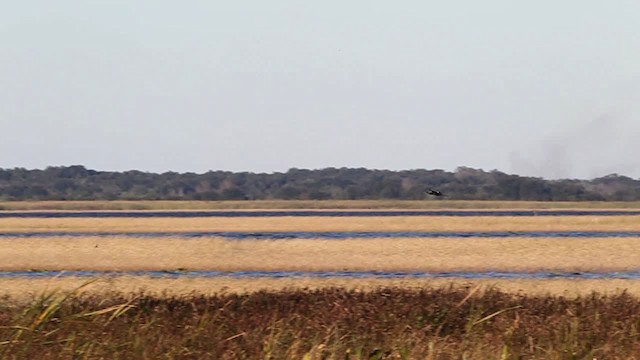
0 165 639 201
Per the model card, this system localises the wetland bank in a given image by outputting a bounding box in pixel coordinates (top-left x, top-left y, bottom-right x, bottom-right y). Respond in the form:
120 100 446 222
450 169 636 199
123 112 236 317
2 200 640 358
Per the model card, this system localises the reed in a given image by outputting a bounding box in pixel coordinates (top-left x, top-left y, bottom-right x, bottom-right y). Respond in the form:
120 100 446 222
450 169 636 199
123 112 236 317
3 215 640 232
2 286 640 358
3 277 640 300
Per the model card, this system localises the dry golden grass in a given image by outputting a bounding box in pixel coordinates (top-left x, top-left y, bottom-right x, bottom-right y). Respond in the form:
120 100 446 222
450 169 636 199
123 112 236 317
3 199 640 210
1 276 640 301
3 215 640 232
4 209 640 300
2 236 640 273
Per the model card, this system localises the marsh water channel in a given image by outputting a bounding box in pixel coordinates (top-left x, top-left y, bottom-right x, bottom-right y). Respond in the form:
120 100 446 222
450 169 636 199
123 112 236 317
3 231 640 238
3 270 640 280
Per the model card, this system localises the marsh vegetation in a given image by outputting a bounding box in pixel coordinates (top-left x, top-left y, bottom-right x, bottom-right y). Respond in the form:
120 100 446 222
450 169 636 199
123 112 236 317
4 214 640 232
3 236 640 274
2 286 640 359
3 204 640 358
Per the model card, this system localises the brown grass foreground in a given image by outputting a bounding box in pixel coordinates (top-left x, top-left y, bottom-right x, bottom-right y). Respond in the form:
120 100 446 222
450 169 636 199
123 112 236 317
2 285 640 359
3 215 640 232
4 199 640 210
3 236 640 273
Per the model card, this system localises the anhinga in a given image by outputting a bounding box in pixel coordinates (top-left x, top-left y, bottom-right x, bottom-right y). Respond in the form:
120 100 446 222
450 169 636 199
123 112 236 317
425 188 443 197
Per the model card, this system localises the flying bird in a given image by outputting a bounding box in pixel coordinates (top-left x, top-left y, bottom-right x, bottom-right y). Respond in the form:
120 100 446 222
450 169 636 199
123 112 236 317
425 188 444 197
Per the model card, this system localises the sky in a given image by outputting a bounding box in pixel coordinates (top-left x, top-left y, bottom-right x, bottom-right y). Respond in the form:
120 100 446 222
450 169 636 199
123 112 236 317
1 1 639 179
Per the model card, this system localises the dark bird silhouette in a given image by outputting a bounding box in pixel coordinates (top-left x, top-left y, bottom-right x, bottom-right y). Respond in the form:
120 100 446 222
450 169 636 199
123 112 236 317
425 188 444 197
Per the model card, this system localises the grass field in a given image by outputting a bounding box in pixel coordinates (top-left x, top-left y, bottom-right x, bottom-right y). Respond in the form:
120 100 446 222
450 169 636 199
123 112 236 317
3 215 640 232
1 236 640 273
4 199 640 210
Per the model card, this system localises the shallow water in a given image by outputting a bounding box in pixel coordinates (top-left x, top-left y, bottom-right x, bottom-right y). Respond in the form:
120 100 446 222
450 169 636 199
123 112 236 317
2 210 640 218
2 270 640 280
3 231 640 239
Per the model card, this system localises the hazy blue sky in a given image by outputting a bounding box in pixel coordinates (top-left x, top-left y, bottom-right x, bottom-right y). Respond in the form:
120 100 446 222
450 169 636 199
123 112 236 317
2 1 639 179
